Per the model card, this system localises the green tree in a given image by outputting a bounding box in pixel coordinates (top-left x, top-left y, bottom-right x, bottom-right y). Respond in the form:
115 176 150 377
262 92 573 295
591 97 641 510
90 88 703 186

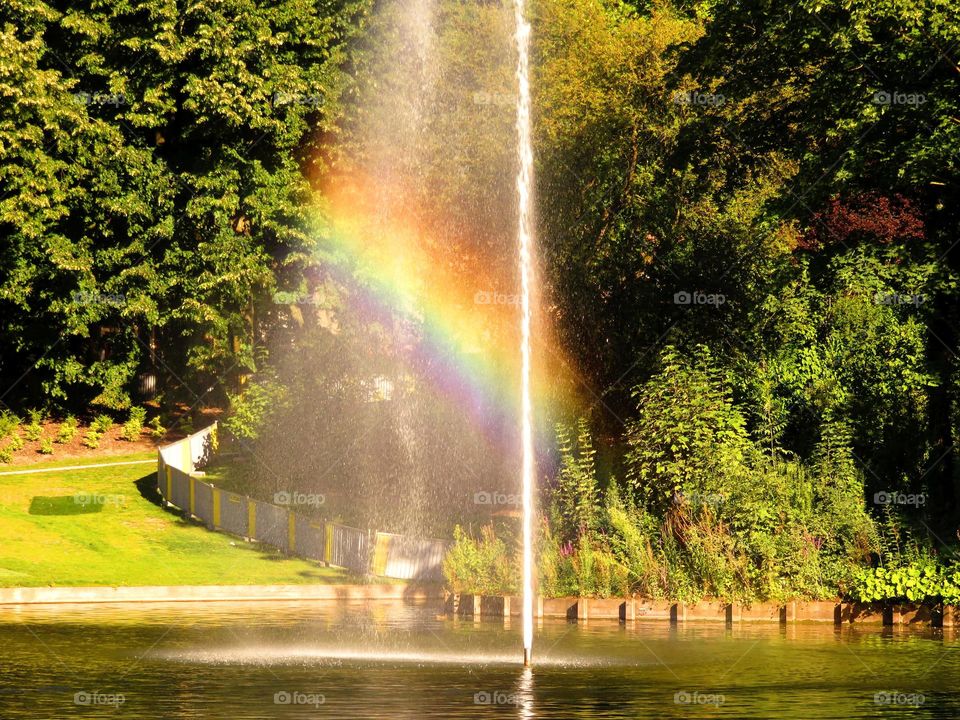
0 0 366 411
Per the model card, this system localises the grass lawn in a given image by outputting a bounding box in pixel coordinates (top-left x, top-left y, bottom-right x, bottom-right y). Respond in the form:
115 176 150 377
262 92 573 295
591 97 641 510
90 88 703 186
0 452 352 587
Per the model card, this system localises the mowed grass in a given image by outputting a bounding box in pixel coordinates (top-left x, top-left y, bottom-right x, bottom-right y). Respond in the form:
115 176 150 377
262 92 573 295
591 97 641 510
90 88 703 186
0 453 350 587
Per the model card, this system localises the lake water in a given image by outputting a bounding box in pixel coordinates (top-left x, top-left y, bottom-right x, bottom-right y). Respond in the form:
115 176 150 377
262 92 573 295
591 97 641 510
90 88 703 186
1 600 957 718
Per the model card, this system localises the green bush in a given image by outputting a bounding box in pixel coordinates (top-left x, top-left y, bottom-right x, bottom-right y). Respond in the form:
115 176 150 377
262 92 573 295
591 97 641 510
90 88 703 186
625 346 755 511
850 522 960 604
121 407 147 441
38 438 54 455
56 416 79 443
23 421 43 442
0 411 20 439
604 489 663 598
626 351 876 601
83 429 102 449
537 519 577 597
92 414 113 434
443 525 518 595
573 535 630 597
535 357 880 603
0 447 11 464
851 557 960 605
149 416 167 439
537 516 632 599
543 421 632 598
224 370 288 442
8 433 24 452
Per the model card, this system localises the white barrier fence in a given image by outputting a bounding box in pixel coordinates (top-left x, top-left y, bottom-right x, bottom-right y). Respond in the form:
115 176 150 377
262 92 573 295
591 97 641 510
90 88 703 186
156 424 445 580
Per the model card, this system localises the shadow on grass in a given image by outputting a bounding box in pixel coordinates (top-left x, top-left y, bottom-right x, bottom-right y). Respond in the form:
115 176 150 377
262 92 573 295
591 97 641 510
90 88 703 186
29 496 103 515
130 472 363 583
134 473 164 508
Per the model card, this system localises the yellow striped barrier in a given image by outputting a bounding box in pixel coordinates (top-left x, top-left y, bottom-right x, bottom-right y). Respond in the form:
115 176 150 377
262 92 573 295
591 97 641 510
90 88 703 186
371 533 391 576
156 423 445 577
324 523 334 564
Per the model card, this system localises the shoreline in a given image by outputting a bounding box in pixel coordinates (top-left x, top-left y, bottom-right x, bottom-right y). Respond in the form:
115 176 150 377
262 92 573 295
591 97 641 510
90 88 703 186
1 586 956 629
447 594 960 627
0 583 443 606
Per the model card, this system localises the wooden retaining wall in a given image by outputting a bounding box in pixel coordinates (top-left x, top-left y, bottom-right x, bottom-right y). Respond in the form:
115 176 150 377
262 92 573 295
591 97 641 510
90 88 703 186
446 594 959 627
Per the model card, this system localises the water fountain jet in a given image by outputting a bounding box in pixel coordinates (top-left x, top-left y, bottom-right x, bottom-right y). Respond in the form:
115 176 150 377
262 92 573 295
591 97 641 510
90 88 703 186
513 0 536 669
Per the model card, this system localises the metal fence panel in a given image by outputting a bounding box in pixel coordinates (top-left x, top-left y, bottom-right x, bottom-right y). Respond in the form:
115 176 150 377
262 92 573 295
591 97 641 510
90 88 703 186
374 532 446 581
168 468 191 513
253 500 289 552
155 424 217 476
218 491 248 537
158 444 180 471
189 428 216 470
156 425 451 576
390 536 445 581
330 524 368 573
194 480 215 527
293 514 325 561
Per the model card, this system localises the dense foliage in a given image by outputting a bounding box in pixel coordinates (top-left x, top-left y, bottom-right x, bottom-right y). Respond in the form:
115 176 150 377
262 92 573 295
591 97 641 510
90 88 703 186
447 0 959 600
451 387 876 602
1 0 365 411
2 0 958 600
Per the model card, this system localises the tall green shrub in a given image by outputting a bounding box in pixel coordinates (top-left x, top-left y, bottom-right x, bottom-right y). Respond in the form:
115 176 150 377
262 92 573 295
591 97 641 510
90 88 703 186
443 525 517 595
224 370 289 442
625 346 755 511
553 418 601 542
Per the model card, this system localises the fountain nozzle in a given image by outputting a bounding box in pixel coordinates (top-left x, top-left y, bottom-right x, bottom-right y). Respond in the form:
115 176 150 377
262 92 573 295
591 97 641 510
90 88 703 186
523 647 531 667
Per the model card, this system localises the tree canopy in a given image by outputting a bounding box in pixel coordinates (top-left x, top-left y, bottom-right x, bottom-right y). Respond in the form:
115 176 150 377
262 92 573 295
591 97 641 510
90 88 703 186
2 0 959 594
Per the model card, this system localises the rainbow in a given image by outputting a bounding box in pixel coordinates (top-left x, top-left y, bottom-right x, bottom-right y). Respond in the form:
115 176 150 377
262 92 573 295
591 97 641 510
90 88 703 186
312 173 582 448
